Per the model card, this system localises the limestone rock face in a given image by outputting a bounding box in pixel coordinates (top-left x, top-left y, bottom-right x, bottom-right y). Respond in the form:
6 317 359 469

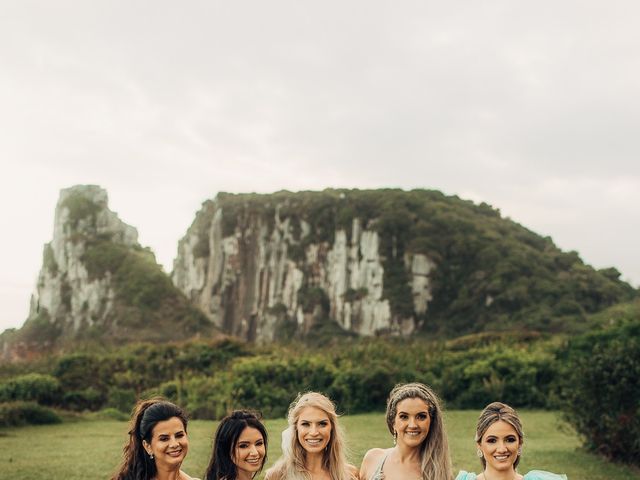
30 185 136 336
3 185 211 359
173 197 436 342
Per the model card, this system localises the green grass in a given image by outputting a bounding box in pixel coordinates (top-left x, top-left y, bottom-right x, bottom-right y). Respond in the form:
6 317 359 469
0 411 637 479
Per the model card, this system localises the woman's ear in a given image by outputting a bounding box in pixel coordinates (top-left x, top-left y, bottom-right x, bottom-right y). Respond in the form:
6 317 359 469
142 439 152 455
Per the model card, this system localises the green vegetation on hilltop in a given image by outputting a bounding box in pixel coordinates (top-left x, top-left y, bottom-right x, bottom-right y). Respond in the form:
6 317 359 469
2 187 215 353
193 189 637 335
60 191 102 229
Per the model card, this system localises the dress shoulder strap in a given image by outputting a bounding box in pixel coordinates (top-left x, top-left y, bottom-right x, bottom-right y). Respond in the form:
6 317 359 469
370 450 390 480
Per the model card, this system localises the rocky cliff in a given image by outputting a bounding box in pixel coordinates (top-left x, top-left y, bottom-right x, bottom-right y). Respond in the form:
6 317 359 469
2 185 212 359
172 190 637 342
4 187 636 356
173 199 433 341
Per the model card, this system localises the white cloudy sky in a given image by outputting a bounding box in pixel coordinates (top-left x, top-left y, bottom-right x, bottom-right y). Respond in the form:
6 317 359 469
1 1 639 332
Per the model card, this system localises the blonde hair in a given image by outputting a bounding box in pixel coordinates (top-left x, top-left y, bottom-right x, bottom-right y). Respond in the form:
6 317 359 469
475 402 524 469
386 383 452 480
269 392 352 480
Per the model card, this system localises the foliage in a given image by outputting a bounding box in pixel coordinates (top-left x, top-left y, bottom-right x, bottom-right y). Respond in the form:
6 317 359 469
229 356 336 417
329 362 398 413
14 309 62 345
0 373 61 405
60 192 101 229
86 407 129 421
62 388 104 411
557 319 640 464
197 189 637 337
77 238 213 342
106 387 136 413
439 346 557 409
0 335 608 424
0 401 62 427
297 286 330 314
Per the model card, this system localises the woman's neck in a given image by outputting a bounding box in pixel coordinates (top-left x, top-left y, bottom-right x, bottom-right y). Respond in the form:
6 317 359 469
393 443 422 463
236 469 254 480
482 466 517 480
305 451 326 473
154 464 183 480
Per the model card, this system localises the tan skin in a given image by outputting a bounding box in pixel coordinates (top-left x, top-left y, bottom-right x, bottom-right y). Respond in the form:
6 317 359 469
233 427 266 480
265 406 358 480
360 397 431 480
476 421 523 480
142 417 197 480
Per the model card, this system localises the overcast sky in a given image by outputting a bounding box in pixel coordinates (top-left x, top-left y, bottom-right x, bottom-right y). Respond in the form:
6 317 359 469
1 1 639 332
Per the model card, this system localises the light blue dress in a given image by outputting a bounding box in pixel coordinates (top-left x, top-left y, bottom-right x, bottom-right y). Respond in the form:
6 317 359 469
456 471 567 480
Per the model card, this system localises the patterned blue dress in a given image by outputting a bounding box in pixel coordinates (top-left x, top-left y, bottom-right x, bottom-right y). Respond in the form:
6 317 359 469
456 471 567 480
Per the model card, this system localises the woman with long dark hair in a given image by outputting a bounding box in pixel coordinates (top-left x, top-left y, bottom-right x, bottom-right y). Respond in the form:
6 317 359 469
112 398 198 480
204 410 268 480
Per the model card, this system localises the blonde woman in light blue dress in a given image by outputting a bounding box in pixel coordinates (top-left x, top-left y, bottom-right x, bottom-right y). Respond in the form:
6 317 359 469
456 402 566 480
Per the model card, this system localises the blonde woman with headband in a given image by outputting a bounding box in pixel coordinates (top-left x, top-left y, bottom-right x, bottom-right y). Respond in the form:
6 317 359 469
456 402 566 480
359 383 452 480
265 392 358 480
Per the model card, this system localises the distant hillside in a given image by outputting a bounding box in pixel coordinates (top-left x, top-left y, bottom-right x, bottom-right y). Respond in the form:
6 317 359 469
2 186 636 359
172 189 637 341
1 185 213 360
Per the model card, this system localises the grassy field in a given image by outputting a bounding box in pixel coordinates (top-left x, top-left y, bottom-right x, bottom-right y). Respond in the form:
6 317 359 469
1 410 637 479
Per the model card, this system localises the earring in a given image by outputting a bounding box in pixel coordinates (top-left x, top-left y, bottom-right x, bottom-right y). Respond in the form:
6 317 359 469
517 447 522 456
393 431 397 446
149 452 154 460
477 449 483 458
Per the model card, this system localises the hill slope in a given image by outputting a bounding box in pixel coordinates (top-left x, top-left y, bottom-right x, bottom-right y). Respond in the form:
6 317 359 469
1 185 213 359
172 189 637 341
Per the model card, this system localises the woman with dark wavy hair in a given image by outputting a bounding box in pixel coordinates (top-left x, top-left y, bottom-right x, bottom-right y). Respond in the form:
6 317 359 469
204 410 268 480
112 398 199 480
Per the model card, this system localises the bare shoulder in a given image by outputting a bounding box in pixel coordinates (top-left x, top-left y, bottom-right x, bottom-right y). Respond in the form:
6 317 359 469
359 448 388 480
264 464 284 480
347 463 360 479
362 447 387 464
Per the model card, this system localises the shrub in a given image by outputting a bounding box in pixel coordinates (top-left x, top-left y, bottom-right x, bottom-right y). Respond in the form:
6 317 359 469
0 401 62 427
329 363 397 413
62 388 104 412
229 356 335 418
87 407 130 421
558 320 640 464
54 354 106 392
183 375 230 420
439 346 557 409
0 373 61 405
106 387 136 413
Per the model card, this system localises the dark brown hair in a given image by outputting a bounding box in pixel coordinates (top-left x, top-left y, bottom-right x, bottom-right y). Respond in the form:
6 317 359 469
112 398 188 480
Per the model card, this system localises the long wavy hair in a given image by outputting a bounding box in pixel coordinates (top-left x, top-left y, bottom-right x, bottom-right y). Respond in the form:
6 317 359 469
268 392 352 480
112 398 189 480
385 383 452 480
204 410 268 480
475 402 524 469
